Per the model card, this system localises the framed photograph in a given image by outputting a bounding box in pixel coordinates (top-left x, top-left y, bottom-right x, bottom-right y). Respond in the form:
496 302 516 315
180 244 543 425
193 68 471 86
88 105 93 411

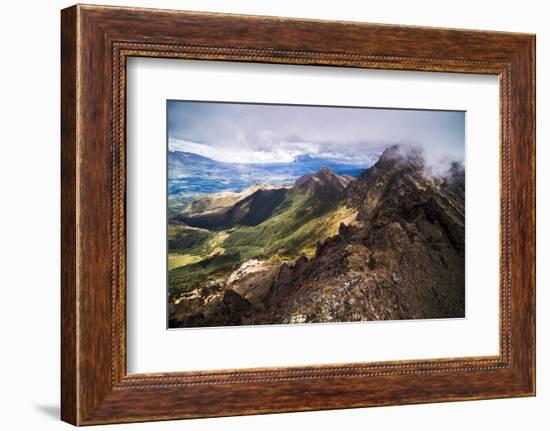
61 4 536 425
165 101 467 329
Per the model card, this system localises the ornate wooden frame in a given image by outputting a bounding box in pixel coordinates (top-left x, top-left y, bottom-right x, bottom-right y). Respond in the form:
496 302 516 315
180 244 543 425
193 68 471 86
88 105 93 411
61 4 535 425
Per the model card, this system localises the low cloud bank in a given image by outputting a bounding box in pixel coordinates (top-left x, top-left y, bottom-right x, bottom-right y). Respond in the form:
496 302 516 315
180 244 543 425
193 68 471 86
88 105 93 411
168 101 465 167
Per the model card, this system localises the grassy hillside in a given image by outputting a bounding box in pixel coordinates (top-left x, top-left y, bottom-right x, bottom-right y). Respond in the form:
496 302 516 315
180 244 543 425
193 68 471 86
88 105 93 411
168 224 229 270
168 191 358 295
221 192 355 260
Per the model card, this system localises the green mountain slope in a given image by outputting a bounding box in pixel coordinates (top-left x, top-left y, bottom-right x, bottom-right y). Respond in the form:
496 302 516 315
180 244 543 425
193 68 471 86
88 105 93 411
168 176 358 296
174 184 291 230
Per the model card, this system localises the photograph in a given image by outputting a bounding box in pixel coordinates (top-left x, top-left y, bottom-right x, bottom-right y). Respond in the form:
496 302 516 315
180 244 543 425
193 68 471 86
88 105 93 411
167 101 466 328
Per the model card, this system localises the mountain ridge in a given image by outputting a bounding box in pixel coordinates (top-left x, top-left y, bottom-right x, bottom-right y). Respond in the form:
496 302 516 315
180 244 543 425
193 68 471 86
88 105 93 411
261 145 465 322
173 168 354 230
169 145 466 327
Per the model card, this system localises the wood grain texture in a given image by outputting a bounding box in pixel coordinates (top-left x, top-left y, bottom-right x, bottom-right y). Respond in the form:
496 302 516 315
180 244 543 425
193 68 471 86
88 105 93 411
60 5 78 425
60 4 536 425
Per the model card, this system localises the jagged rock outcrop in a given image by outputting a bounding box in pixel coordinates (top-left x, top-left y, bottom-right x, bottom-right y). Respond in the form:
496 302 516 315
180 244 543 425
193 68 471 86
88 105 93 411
169 281 256 328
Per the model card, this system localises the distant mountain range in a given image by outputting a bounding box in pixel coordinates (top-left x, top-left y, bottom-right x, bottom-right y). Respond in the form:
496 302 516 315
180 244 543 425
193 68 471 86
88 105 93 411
168 150 373 198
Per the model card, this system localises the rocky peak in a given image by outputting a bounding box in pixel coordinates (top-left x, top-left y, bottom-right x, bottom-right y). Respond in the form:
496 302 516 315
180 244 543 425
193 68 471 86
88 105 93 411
355 145 463 241
295 167 352 199
369 144 424 174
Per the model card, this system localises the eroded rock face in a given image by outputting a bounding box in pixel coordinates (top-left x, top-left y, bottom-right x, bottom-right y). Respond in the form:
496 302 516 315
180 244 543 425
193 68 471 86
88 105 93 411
169 145 465 327
228 260 280 308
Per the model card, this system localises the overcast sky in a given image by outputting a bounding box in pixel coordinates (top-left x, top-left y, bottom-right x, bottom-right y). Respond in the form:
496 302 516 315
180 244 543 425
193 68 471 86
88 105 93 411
168 100 465 165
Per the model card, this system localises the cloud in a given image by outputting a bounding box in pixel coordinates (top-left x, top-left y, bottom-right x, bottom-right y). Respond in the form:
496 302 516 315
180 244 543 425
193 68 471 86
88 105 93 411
168 101 465 165
169 139 304 164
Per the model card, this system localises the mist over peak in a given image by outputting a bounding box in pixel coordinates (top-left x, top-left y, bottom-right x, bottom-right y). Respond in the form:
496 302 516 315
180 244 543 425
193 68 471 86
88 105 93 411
376 143 464 180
